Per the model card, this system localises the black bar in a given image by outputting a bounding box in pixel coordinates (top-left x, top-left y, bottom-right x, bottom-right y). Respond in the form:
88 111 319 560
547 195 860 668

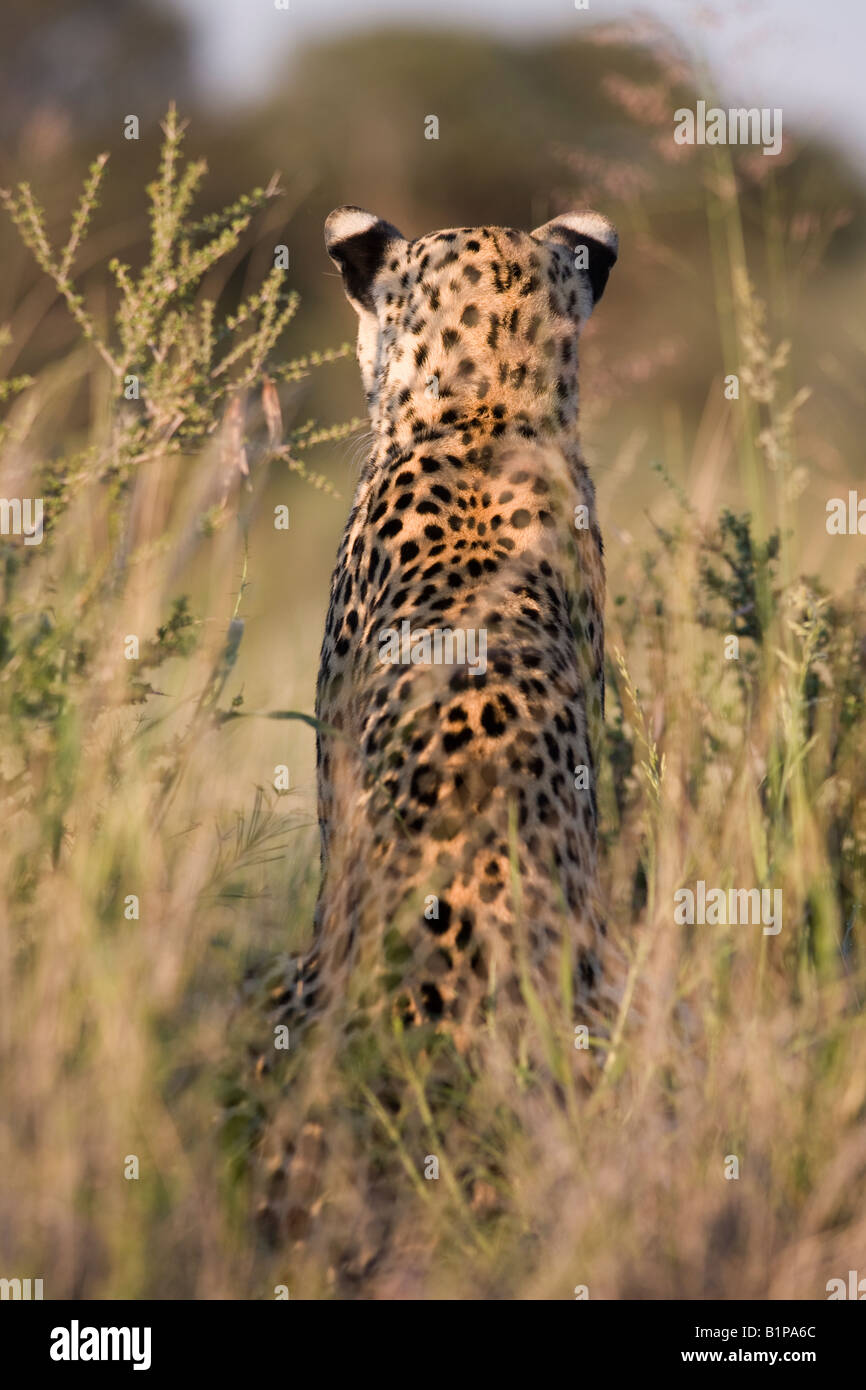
2 1298 860 1376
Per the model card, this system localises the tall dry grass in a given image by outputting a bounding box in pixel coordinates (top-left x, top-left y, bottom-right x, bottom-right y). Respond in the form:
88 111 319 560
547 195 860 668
0 106 864 1299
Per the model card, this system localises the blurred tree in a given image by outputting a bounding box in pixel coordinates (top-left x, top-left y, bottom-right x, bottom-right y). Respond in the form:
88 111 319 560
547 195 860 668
0 0 193 165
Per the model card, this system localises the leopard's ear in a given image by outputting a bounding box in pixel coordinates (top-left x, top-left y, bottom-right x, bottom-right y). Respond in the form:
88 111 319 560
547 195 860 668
324 206 405 313
531 211 618 310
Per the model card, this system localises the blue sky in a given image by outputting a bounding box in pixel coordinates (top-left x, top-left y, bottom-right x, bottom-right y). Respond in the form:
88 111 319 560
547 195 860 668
170 0 866 174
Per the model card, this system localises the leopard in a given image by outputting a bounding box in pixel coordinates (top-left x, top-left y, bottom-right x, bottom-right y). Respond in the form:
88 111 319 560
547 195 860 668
298 204 618 1044
250 206 619 1260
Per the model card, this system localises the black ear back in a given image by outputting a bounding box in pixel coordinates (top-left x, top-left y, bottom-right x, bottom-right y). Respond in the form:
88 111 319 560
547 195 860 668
531 211 619 309
324 206 405 312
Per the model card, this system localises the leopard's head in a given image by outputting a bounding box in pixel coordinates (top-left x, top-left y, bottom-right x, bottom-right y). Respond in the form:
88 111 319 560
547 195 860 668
325 207 618 439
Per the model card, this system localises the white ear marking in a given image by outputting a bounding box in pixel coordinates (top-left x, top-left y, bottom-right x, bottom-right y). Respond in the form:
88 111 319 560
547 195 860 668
546 211 618 257
324 206 380 253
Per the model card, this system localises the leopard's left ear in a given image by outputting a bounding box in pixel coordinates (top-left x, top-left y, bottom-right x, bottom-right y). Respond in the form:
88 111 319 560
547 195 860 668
531 211 618 311
325 206 405 313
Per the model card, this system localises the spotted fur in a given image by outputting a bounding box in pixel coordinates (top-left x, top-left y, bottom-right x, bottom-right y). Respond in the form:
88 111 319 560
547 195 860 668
289 206 619 1050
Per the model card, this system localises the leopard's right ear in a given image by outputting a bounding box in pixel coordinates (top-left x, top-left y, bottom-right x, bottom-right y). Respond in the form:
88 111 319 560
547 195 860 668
532 211 618 313
324 207 405 313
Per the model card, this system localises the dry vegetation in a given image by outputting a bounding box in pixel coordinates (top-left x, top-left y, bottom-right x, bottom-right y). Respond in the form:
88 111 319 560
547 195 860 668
0 94 864 1300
